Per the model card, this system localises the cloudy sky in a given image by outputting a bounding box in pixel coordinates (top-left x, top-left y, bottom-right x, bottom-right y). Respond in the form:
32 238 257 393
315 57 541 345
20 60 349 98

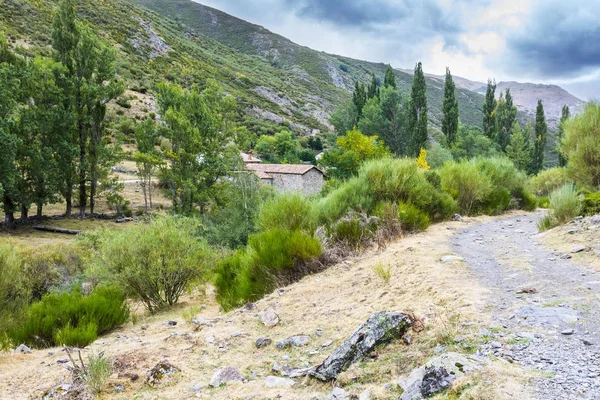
197 0 600 100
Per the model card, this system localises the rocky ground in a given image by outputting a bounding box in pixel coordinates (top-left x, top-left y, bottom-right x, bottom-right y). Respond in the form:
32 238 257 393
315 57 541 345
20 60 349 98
2 211 599 399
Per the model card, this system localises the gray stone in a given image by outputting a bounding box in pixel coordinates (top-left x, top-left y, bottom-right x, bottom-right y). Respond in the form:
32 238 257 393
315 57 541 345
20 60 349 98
440 255 465 263
591 215 600 224
517 306 579 326
583 339 594 346
209 367 244 387
164 320 177 326
399 353 483 400
560 254 573 259
261 308 280 327
561 329 575 335
256 337 272 348
330 387 351 399
490 341 503 349
15 344 32 354
452 214 463 221
265 376 295 388
359 390 371 400
311 311 412 381
141 324 149 330
572 245 587 254
189 384 202 392
146 361 179 386
277 335 311 349
322 340 333 348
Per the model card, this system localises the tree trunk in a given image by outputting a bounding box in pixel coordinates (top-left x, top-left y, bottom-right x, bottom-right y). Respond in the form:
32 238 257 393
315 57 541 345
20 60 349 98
36 203 43 218
20 205 28 221
3 196 15 228
90 178 96 215
79 125 86 218
148 176 153 209
142 180 148 213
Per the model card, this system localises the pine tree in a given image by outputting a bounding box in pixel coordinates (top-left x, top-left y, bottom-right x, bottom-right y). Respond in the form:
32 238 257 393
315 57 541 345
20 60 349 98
383 65 396 89
532 99 548 174
441 67 459 145
505 122 531 171
352 81 367 119
495 88 517 151
409 62 428 156
367 73 379 99
483 79 497 139
557 104 571 167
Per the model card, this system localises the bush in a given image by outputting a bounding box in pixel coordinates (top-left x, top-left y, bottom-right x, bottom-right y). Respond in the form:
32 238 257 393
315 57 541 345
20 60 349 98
562 104 600 188
372 201 402 240
440 160 492 215
257 193 316 233
531 167 571 196
249 229 322 272
80 352 112 395
9 285 128 348
581 192 600 216
316 176 374 224
92 217 216 313
325 212 379 251
538 184 582 231
398 202 430 232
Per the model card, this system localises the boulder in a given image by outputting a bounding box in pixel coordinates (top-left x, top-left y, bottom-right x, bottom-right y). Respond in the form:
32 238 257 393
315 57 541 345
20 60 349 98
330 387 353 399
265 376 296 388
311 311 412 381
256 337 272 348
399 353 483 400
146 361 179 386
209 367 244 387
572 245 587 253
15 344 32 354
277 335 311 349
261 308 280 327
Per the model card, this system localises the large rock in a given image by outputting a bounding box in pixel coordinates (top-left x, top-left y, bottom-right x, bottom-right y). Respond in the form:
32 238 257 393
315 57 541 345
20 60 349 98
399 353 483 400
209 367 244 387
15 344 32 354
311 311 412 381
261 308 280 327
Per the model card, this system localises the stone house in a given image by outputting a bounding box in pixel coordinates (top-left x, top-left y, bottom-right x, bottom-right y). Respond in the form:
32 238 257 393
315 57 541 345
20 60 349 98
241 153 325 195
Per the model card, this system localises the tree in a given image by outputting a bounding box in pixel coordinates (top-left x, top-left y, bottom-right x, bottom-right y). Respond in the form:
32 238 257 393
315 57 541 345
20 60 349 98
441 67 459 145
532 99 548 174
557 105 571 167
319 128 391 179
495 89 517 151
367 73 379 99
134 118 161 212
482 79 497 139
505 122 531 171
383 65 396 89
352 81 367 119
561 104 600 188
451 125 499 160
330 101 358 136
408 62 428 156
255 130 301 163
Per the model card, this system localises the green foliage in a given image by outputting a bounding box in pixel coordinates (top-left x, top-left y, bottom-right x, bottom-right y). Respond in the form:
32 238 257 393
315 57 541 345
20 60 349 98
442 67 459 145
352 81 367 118
451 125 499 160
440 160 491 215
409 62 428 156
383 65 397 89
255 130 302 163
483 79 497 139
249 229 322 271
581 192 600 216
371 262 391 284
532 100 548 174
80 352 113 395
92 217 215 313
398 202 430 232
495 89 517 151
562 103 600 188
427 143 453 169
325 212 379 251
9 286 128 348
538 184 581 231
320 128 391 180
557 105 571 167
505 122 532 171
316 176 375 224
257 193 316 233
531 167 571 196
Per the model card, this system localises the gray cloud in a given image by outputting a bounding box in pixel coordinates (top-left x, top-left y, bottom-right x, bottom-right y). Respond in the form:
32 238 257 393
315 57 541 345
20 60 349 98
504 1 600 79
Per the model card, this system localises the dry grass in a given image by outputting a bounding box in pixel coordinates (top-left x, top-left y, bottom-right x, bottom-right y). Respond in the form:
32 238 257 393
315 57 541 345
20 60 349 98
371 261 392 284
0 217 532 399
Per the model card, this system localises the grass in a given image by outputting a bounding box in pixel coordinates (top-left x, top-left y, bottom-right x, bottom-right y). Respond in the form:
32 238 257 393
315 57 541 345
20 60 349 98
371 262 392 284
79 352 113 395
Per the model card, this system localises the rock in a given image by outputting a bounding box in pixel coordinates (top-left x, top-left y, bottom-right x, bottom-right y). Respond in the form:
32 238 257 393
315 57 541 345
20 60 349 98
265 376 295 388
561 329 575 335
311 311 412 381
261 308 280 327
490 341 503 349
256 337 272 348
359 390 371 400
572 245 586 253
189 384 202 392
452 214 463 221
316 328 324 336
56 358 69 364
517 306 579 326
440 255 465 263
146 361 179 386
277 335 311 349
15 344 32 354
583 339 594 346
164 320 177 326
204 335 215 344
403 334 413 345
518 287 538 294
209 367 244 387
322 340 333 348
591 215 600 224
560 254 572 259
141 324 149 330
399 353 483 400
243 302 257 310
330 387 352 399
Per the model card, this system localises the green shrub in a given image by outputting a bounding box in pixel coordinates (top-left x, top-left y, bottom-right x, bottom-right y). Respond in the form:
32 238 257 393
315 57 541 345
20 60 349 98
398 202 430 232
249 229 322 271
371 262 392 284
257 192 316 233
538 196 550 209
214 250 258 311
562 104 600 188
92 217 215 313
531 167 571 196
538 184 582 231
326 212 379 250
372 201 402 239
440 160 492 215
316 176 374 224
80 352 113 395
581 192 600 216
9 285 128 348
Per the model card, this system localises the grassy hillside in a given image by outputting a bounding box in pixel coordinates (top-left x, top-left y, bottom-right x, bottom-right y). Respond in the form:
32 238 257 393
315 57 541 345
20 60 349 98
133 0 486 129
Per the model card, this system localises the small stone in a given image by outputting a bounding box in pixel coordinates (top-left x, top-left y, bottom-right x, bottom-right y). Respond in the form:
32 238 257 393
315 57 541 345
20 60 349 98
452 214 463 222
322 340 333 348
330 387 351 399
261 308 280 327
572 245 586 254
277 335 311 349
359 390 371 400
204 335 215 344
56 358 69 364
490 341 503 349
560 254 573 260
265 375 295 388
440 255 465 263
403 334 413 345
243 302 257 310
15 344 32 354
164 320 177 326
256 338 272 348
583 339 594 346
315 328 324 336
561 329 575 335
590 215 600 224
141 324 149 330
209 367 243 387
189 384 202 392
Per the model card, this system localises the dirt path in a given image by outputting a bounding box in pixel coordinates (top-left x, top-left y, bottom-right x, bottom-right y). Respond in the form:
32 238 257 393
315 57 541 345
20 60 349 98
454 210 600 399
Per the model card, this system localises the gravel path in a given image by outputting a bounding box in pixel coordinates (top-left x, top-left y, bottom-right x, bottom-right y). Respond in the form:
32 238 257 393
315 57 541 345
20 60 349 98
453 211 600 400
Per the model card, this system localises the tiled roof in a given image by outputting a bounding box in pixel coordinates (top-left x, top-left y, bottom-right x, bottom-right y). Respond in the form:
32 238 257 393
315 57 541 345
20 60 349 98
246 163 323 176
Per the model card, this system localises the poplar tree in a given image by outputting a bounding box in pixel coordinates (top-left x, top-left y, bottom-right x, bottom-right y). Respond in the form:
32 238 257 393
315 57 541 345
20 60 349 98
495 88 517 151
409 62 428 156
367 73 379 99
532 99 548 174
383 65 396 89
483 79 497 139
352 81 367 119
441 67 459 145
505 122 531 171
557 105 570 167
